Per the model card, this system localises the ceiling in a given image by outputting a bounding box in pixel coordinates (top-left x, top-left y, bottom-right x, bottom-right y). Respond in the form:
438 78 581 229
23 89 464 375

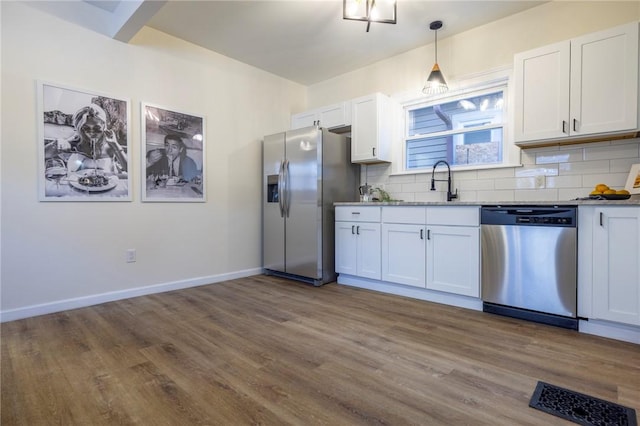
28 0 545 85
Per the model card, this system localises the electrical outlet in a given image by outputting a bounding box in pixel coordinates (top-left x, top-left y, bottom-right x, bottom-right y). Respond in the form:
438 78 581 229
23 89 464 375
126 249 136 263
535 175 545 188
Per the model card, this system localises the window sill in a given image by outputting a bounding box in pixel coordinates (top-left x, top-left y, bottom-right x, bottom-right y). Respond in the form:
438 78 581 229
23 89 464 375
389 162 523 177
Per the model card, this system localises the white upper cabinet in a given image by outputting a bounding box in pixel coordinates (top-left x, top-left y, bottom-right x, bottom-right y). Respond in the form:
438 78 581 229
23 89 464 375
291 101 351 130
514 22 639 145
351 93 396 163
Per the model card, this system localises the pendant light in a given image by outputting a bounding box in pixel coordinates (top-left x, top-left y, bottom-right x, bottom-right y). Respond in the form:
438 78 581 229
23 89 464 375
343 0 397 32
422 20 448 95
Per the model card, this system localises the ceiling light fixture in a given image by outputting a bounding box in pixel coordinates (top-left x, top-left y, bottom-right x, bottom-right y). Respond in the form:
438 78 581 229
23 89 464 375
422 20 448 95
343 0 397 33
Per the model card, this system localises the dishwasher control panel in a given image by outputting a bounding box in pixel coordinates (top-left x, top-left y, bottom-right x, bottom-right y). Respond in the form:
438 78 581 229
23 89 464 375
481 206 577 227
516 216 573 225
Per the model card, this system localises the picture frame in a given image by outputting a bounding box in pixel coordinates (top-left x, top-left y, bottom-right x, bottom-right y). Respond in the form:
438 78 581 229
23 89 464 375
37 81 132 201
141 103 205 202
624 163 640 195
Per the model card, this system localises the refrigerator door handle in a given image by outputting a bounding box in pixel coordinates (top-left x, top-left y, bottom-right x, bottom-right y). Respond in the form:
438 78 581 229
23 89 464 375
284 159 291 217
278 159 285 217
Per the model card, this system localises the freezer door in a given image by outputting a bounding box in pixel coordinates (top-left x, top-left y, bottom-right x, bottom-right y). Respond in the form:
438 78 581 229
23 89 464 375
263 132 286 272
284 127 322 279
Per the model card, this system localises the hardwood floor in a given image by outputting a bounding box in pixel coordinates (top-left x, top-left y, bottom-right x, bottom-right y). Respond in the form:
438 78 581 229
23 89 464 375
2 275 639 425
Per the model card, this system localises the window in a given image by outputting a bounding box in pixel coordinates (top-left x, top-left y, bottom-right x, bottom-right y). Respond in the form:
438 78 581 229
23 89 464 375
405 86 506 170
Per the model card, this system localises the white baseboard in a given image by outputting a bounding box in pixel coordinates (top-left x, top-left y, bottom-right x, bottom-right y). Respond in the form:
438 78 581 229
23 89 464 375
579 319 640 344
338 275 483 311
0 268 263 323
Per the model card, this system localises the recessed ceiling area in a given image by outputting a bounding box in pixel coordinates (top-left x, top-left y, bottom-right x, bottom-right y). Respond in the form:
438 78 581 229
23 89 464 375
28 0 545 85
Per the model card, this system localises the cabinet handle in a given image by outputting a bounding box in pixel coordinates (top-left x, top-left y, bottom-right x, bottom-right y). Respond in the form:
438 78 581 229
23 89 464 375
599 212 603 227
562 120 567 134
573 119 578 132
427 229 431 240
372 147 376 156
351 225 355 234
420 229 424 240
351 211 360 215
356 225 360 235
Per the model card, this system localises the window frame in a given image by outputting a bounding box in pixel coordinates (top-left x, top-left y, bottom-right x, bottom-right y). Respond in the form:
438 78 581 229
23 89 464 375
391 70 520 176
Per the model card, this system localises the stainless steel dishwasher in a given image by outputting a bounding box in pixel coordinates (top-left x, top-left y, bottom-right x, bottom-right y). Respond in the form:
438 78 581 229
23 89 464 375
481 206 578 329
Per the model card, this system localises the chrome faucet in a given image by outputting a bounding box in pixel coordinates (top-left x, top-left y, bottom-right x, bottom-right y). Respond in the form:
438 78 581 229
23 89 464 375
431 160 458 201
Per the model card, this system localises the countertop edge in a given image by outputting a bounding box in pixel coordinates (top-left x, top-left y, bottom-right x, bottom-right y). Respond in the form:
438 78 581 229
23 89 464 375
334 199 640 206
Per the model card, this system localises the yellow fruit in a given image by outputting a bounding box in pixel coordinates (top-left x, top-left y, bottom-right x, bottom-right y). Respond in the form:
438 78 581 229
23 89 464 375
595 183 609 192
616 189 630 195
590 190 602 195
603 189 616 194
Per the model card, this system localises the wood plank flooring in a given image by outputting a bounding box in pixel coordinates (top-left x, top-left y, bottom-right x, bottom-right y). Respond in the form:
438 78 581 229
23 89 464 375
2 275 639 425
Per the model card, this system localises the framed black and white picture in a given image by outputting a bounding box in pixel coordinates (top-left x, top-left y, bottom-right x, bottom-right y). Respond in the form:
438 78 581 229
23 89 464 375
37 81 131 201
141 103 205 202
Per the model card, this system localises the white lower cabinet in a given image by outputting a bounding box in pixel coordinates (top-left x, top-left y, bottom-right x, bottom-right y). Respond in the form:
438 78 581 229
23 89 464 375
426 226 480 297
377 206 480 296
335 207 381 280
382 223 426 287
591 207 640 325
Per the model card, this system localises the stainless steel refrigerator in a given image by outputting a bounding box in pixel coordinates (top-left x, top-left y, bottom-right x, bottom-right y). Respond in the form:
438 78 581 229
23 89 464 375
263 126 359 286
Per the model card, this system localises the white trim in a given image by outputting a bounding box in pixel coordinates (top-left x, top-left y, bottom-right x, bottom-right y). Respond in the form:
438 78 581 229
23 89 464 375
339 275 639 345
393 69 520 176
579 319 640 344
389 161 523 177
337 274 483 311
0 268 263 323
391 66 513 105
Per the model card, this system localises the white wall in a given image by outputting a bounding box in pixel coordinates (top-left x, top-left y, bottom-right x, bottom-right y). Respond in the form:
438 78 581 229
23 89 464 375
0 2 305 319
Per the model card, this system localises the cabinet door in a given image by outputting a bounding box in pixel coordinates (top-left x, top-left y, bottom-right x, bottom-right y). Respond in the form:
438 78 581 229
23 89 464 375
335 221 358 275
381 224 426 287
513 41 570 143
592 208 640 325
318 102 350 129
570 22 639 136
426 226 480 297
351 93 392 163
291 111 317 130
356 222 381 280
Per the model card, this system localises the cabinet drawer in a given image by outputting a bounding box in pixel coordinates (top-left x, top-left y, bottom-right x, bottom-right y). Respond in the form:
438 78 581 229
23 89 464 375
427 207 479 226
335 206 381 222
382 207 426 224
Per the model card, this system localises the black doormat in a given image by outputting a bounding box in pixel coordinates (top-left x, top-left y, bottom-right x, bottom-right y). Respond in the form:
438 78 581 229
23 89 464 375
529 381 637 426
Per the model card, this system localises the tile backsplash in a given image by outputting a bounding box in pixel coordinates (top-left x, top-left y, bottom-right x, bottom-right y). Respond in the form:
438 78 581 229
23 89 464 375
362 137 640 203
